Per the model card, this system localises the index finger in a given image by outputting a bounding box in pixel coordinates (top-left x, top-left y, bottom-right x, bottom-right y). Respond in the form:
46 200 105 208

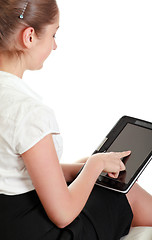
119 151 131 158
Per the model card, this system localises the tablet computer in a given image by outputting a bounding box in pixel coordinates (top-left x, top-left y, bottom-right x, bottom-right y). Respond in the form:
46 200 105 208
93 116 152 193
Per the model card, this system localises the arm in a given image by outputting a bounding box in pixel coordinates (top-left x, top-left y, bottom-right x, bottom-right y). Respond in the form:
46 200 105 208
60 156 89 182
75 157 89 163
21 134 130 228
61 163 84 182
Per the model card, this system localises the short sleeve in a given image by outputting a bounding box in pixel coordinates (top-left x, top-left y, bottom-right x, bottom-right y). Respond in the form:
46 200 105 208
13 104 60 155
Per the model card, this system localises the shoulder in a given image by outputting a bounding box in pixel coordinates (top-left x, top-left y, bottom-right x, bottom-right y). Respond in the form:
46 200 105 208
10 98 60 154
0 85 55 124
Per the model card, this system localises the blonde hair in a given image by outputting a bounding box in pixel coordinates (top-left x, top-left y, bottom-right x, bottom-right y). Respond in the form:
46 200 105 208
0 0 58 56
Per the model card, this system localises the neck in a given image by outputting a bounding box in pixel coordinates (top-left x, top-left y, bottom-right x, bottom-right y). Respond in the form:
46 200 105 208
0 53 26 79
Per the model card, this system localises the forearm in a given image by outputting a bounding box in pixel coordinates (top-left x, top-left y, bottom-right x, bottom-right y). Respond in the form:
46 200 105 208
61 156 89 182
75 156 89 164
59 158 102 227
48 151 128 228
61 163 84 182
62 152 129 226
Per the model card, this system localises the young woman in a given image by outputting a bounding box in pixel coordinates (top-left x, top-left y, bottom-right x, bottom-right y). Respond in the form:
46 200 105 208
0 1 151 239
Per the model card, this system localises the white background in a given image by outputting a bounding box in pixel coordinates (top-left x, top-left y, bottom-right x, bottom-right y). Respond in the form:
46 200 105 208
24 0 152 194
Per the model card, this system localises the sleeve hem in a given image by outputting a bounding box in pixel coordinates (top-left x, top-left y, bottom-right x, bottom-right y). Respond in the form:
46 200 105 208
19 130 60 155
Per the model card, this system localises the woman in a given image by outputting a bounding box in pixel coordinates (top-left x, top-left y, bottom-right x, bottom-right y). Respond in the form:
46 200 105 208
0 1 151 239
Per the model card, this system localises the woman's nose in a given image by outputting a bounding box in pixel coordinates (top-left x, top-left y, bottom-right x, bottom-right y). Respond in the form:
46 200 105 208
53 40 57 50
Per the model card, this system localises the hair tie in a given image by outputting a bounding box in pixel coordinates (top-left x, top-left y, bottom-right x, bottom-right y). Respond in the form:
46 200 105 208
19 1 29 19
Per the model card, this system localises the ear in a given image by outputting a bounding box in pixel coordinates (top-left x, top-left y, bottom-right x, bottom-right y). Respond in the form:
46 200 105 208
22 27 36 49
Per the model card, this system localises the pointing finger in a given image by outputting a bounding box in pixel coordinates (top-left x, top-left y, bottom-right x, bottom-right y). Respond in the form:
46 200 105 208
120 150 131 158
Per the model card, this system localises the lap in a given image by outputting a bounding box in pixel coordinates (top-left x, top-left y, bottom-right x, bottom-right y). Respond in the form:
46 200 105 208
81 185 133 240
0 185 133 240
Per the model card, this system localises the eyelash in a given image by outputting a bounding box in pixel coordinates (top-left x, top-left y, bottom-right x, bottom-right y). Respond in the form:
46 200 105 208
53 34 56 39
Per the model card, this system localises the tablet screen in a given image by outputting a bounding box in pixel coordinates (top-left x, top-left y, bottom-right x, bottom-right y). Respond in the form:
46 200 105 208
102 123 152 184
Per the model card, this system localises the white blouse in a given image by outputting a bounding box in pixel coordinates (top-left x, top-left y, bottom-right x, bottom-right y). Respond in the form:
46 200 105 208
0 71 63 195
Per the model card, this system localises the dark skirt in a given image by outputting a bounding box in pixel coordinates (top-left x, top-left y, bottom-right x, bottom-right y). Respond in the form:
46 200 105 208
0 185 133 240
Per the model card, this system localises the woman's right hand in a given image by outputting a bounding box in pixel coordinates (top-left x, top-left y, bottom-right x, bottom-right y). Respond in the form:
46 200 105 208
88 150 131 178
